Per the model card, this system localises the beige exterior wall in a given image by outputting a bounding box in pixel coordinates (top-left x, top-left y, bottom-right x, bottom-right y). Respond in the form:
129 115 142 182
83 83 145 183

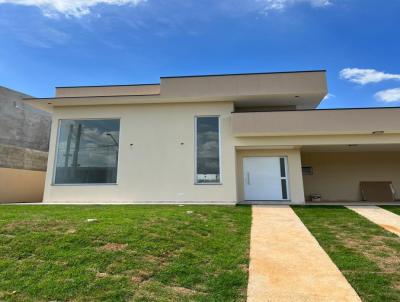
43 101 319 204
161 72 326 109
44 102 238 203
31 71 400 204
233 108 400 137
56 84 160 97
42 98 400 204
302 151 400 201
0 167 45 203
235 149 305 203
234 133 400 147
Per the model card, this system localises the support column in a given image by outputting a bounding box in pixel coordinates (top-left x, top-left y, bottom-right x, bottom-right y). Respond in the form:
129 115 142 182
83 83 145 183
289 149 305 204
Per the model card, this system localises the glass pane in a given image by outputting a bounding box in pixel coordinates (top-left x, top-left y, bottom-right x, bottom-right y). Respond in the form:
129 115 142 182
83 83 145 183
302 166 313 175
281 179 288 199
54 119 120 184
280 157 286 177
196 117 220 183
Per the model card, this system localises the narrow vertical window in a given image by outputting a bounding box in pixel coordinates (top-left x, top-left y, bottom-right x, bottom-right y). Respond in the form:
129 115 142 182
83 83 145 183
279 157 289 199
279 157 286 178
195 116 220 184
54 119 120 184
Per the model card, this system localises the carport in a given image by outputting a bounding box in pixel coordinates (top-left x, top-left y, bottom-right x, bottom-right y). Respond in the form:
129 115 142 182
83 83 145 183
232 106 400 204
301 144 400 203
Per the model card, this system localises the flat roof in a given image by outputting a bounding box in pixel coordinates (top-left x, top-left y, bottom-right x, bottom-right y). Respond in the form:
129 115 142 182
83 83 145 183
24 69 328 111
54 70 326 89
161 70 326 79
23 94 161 101
232 106 400 113
56 83 160 89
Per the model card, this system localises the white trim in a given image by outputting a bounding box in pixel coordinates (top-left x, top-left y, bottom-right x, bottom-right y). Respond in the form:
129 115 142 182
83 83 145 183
52 117 121 186
194 115 222 185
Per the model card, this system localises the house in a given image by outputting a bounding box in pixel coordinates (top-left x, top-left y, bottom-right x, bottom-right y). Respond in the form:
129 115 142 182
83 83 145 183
0 86 51 203
24 70 400 204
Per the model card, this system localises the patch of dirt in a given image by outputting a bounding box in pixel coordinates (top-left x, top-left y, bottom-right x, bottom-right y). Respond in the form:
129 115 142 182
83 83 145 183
131 276 143 284
239 264 249 273
339 233 400 274
0 233 15 238
195 213 209 222
96 272 108 278
3 219 71 233
100 243 128 251
131 270 152 284
142 217 168 227
169 286 198 296
142 255 160 263
54 260 68 267
131 248 184 285
3 220 42 232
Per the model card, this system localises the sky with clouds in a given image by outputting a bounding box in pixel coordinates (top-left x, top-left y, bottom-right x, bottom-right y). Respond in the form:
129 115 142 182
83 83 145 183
0 0 399 108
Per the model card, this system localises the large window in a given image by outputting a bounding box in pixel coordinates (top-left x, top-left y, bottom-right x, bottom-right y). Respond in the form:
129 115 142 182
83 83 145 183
54 119 120 184
195 116 220 184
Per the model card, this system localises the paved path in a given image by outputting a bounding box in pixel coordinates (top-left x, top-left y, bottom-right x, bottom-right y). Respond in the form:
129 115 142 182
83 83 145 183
247 205 360 302
347 205 400 236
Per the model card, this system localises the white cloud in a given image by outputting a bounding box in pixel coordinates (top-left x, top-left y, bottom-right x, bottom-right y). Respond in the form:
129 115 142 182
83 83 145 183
258 0 332 12
340 68 400 85
0 0 146 17
0 0 332 18
323 93 335 101
375 88 400 103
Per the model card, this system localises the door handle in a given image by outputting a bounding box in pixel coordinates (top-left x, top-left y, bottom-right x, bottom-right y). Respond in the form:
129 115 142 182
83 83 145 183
247 172 250 185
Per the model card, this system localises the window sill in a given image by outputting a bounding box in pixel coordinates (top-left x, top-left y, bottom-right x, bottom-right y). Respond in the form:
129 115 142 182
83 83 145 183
194 182 223 185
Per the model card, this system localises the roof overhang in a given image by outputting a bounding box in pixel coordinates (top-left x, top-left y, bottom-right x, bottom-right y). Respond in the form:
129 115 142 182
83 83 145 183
232 107 400 137
24 70 327 112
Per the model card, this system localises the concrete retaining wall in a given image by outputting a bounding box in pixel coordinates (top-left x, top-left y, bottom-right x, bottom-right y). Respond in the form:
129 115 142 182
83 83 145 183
0 86 51 152
0 86 50 202
0 144 48 171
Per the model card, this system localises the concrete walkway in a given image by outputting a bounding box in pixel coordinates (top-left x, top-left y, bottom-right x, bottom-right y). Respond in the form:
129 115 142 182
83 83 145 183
247 205 360 302
347 206 400 236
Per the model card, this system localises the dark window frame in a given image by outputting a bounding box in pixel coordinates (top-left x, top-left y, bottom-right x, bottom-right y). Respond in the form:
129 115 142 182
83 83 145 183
194 116 221 185
302 166 314 176
279 157 290 200
52 118 121 186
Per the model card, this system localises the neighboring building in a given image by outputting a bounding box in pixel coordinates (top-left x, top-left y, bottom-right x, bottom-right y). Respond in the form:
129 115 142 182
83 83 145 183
0 86 51 203
25 70 400 204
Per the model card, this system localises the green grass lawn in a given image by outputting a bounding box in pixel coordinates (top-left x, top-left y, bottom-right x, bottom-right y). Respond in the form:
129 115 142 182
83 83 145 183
0 205 251 302
293 206 400 302
382 206 400 216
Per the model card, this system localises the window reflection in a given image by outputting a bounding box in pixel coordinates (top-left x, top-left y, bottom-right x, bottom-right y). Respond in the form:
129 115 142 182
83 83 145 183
54 119 120 184
196 116 220 183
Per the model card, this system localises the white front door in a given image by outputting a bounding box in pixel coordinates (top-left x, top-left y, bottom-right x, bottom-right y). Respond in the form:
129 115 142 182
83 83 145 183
243 157 289 201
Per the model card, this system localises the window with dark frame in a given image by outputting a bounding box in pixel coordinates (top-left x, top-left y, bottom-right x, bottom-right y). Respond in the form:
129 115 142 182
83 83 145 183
280 157 288 199
302 166 313 176
195 116 220 184
54 119 120 184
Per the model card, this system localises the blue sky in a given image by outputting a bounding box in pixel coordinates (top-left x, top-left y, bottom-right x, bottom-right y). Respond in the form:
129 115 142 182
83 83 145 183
0 0 400 108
